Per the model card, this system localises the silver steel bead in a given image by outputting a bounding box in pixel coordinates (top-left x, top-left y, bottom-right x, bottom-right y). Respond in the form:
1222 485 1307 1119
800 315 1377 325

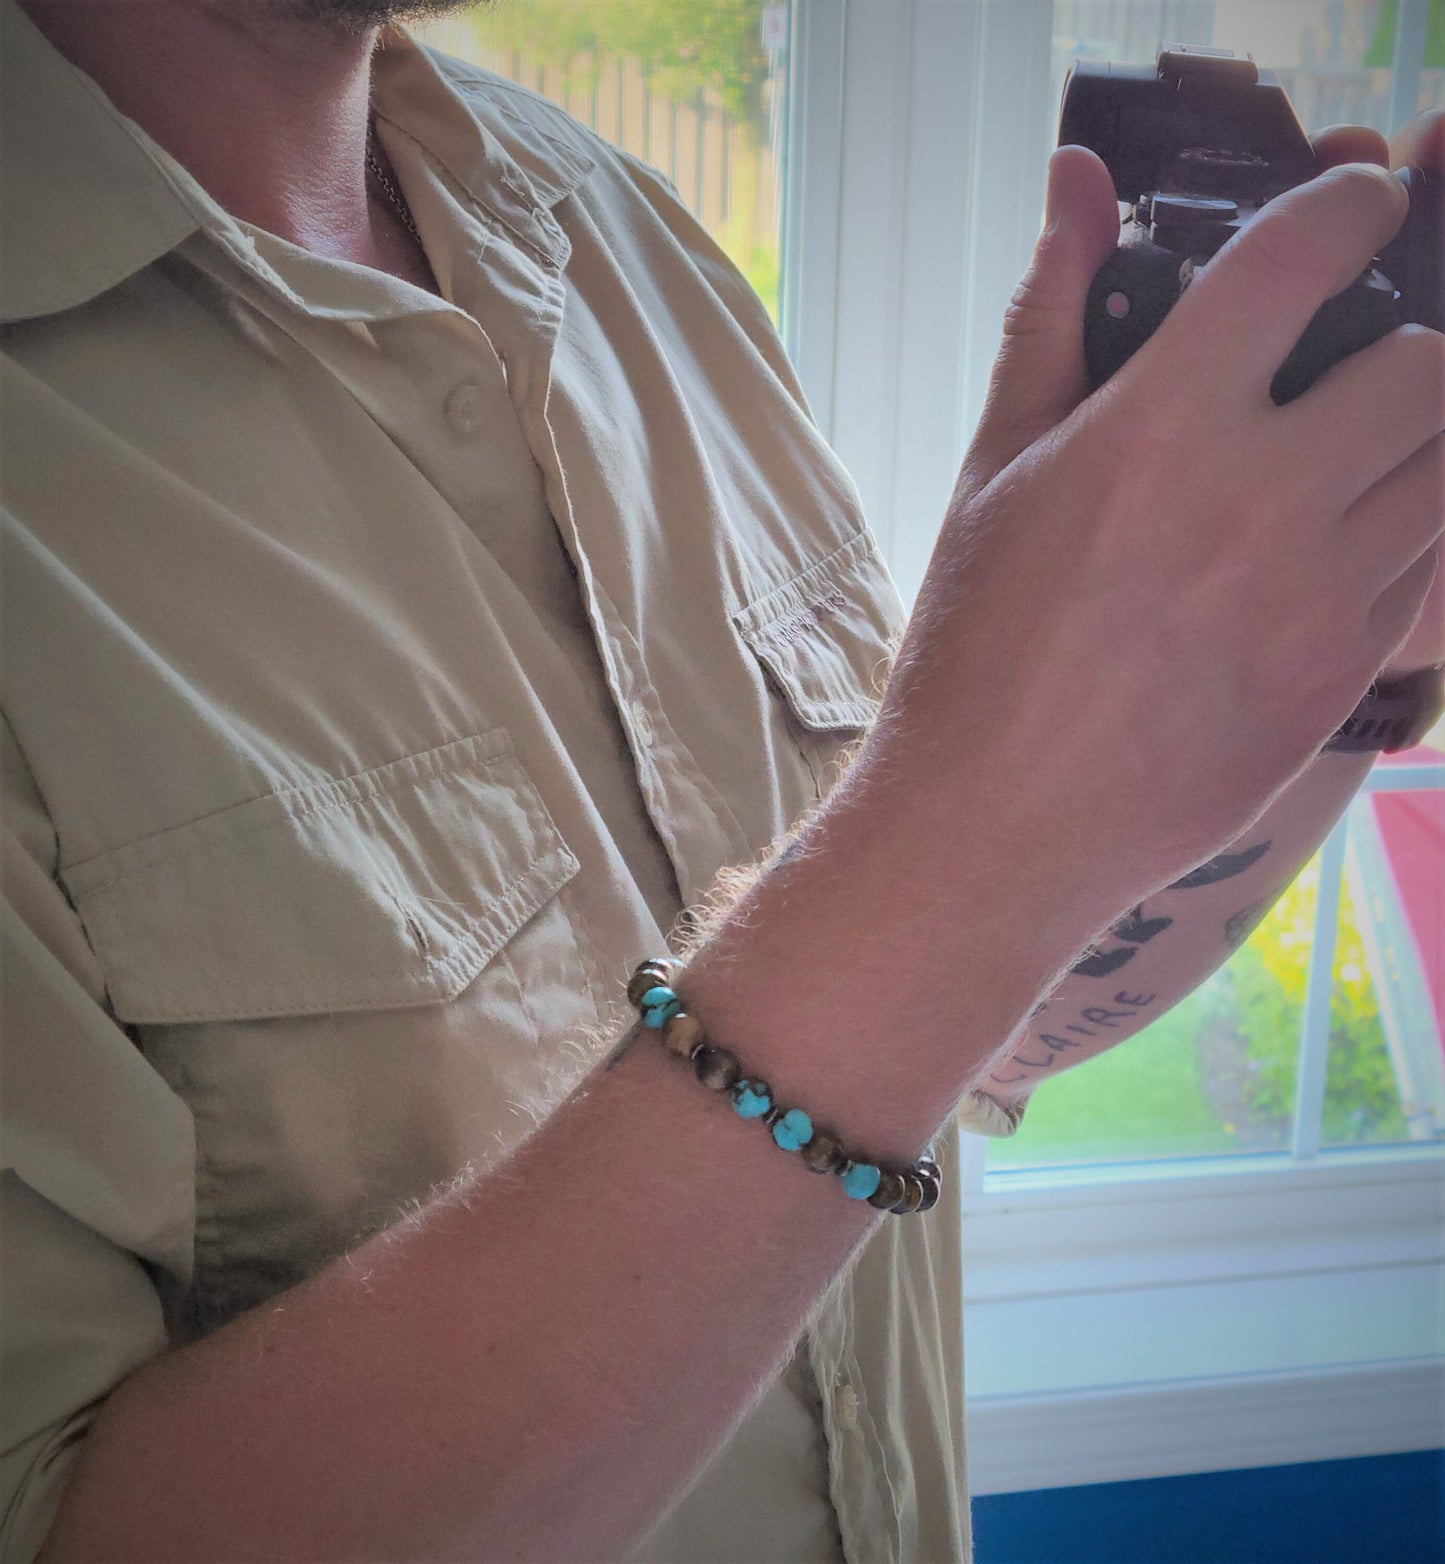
890 1175 926 1215
867 1169 909 1210
915 1168 943 1213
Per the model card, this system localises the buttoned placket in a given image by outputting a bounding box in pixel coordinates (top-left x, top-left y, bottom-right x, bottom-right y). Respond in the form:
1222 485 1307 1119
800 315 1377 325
415 195 752 907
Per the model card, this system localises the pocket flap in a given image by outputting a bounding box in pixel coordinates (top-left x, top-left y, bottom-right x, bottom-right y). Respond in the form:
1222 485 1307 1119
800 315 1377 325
733 531 901 732
60 732 580 1025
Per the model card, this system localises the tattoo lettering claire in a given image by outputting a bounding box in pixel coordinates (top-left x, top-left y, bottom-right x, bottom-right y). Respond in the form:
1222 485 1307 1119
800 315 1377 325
1067 840 1274 979
989 988 1158 1085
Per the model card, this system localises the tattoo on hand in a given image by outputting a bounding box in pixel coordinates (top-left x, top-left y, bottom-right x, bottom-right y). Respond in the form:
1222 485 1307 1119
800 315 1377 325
1168 840 1272 891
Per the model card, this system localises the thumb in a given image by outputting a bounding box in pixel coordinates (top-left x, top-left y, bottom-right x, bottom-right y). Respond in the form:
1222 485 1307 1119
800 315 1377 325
956 146 1121 504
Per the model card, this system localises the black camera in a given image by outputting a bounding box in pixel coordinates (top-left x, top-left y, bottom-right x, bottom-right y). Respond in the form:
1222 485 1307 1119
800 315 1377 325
1059 45 1442 404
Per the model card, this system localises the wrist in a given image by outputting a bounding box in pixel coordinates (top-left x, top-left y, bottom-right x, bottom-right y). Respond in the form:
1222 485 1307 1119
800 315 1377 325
675 759 1097 1162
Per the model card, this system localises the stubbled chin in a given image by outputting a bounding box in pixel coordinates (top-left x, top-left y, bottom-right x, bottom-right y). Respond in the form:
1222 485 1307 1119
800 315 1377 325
275 0 479 32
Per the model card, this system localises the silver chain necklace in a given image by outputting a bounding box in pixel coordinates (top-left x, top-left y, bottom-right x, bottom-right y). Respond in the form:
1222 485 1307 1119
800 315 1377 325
365 127 423 248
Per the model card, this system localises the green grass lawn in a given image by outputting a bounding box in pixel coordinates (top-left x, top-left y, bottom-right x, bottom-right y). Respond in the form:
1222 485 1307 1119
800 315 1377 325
989 980 1246 1167
988 862 1411 1168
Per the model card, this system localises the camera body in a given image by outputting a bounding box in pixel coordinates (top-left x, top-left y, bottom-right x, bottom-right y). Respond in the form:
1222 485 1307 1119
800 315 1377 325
1059 45 1441 404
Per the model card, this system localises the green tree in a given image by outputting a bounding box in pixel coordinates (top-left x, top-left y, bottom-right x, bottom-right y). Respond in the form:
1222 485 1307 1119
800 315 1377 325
467 0 775 141
1364 0 1445 70
1203 864 1407 1146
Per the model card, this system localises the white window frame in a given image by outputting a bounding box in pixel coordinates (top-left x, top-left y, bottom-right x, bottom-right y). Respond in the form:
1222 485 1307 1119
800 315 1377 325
782 0 1445 1491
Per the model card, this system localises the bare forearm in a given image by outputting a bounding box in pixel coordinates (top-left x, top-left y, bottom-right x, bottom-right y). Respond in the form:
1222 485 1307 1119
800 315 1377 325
44 766 1087 1563
982 750 1376 1101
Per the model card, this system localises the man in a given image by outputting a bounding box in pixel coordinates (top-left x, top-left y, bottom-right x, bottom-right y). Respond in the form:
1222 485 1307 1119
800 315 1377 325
1 1 1440 1558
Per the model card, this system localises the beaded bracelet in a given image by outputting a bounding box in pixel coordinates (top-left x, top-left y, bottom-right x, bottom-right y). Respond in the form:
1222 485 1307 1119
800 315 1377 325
626 958 941 1215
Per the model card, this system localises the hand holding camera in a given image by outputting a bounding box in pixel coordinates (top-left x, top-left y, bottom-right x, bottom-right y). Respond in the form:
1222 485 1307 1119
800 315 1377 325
881 56 1443 925
1059 48 1443 702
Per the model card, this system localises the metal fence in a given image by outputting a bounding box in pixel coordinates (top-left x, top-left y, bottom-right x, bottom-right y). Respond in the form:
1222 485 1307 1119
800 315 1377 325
416 20 785 267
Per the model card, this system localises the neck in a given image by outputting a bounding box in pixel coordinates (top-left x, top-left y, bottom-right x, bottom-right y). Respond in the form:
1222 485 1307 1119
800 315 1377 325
21 1 420 273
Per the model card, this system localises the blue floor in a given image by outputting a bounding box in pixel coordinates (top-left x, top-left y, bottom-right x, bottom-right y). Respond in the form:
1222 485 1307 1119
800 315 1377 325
971 1450 1444 1563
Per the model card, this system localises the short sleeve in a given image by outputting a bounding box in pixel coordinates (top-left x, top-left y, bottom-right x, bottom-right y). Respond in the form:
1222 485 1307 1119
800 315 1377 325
1 724 194 1561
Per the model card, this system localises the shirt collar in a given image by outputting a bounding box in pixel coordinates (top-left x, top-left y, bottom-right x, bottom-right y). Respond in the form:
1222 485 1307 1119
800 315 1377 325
0 2 592 326
0 0 200 324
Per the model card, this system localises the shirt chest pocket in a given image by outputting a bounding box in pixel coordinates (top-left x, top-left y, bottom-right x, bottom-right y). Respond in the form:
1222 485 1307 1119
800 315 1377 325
733 531 904 804
57 731 600 1331
60 731 582 1024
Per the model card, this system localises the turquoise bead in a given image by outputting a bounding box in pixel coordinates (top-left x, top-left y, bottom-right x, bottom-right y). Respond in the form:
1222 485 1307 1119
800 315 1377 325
639 985 681 1029
732 1081 772 1119
840 1162 882 1201
772 1108 813 1152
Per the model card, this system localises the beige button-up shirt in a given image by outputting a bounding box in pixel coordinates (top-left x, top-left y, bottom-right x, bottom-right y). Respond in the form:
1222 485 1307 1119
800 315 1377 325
0 8 1018 1559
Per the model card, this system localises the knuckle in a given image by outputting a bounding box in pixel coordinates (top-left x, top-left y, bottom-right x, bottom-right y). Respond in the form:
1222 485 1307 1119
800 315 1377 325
1320 158 1404 212
1235 165 1404 292
1238 207 1322 287
1001 268 1071 340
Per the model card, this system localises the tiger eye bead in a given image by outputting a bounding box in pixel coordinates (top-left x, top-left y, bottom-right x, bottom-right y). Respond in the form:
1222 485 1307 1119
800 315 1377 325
694 1044 742 1093
800 1131 846 1175
660 1011 705 1061
867 1169 909 1210
626 961 675 1007
890 1175 926 1215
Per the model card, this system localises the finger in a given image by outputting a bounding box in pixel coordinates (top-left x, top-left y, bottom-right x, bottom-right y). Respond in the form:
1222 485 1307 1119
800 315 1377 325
1388 108 1445 172
1336 432 1445 600
1383 542 1445 672
1368 550 1440 670
1277 324 1445 514
1152 162 1408 401
1311 124 1390 170
956 146 1119 500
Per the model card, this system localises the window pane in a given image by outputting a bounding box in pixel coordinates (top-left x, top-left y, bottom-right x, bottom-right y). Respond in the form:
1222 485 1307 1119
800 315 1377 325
990 870 1317 1170
1328 763 1445 1148
991 771 1445 1172
986 4 1442 1174
414 1 792 321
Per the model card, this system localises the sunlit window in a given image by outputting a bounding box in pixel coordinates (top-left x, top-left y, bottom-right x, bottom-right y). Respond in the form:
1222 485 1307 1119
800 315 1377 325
995 0 1444 1174
414 1 1442 1179
416 1 791 319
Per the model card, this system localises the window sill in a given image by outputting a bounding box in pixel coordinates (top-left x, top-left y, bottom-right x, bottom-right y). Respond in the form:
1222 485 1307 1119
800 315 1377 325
962 1145 1445 1493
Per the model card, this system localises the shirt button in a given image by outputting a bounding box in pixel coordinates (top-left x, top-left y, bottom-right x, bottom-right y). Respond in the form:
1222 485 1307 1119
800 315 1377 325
834 1381 860 1432
444 381 486 436
630 699 656 748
